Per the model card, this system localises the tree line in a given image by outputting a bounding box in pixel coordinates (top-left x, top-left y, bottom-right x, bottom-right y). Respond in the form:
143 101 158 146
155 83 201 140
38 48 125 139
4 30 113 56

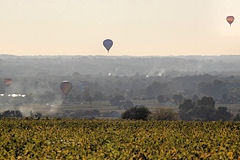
1 74 240 106
121 96 240 121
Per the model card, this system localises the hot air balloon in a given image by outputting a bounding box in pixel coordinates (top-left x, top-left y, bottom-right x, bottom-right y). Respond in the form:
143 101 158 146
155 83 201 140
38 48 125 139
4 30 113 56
60 81 72 96
103 39 113 53
4 78 12 87
226 16 234 26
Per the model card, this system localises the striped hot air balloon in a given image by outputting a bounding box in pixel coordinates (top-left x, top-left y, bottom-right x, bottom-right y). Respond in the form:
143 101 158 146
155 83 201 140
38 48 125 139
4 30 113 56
4 78 12 87
226 16 234 26
60 81 72 96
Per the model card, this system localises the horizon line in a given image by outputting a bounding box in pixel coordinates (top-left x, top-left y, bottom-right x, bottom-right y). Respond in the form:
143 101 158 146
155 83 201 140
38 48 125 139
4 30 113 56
1 54 240 57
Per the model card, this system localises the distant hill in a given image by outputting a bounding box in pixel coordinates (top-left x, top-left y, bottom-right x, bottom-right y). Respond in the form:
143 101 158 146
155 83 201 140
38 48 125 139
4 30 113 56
1 55 240 77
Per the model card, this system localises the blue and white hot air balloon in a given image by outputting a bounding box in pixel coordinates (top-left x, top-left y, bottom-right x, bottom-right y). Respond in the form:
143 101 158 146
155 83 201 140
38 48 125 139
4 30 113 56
103 39 113 53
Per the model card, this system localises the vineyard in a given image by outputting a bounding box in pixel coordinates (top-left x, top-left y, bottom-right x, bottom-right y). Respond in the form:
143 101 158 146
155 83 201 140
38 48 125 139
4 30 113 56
0 119 239 159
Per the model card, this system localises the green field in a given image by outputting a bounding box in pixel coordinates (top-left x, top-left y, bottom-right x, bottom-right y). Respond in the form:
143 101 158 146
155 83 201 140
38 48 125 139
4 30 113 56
0 119 239 159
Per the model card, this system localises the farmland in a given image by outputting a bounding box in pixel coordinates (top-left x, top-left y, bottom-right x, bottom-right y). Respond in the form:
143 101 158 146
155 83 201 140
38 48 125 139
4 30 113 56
0 119 239 159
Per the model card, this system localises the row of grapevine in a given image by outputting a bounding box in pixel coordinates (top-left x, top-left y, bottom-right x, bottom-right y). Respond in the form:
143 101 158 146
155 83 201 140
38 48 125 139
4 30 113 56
0 119 239 159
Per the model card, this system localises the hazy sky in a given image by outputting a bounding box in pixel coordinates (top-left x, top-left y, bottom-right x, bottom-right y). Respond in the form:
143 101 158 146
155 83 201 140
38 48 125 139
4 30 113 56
0 0 240 56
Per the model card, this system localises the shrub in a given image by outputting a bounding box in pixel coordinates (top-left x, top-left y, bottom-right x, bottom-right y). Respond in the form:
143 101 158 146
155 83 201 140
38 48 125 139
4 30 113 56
2 110 23 118
30 111 42 120
149 108 179 120
121 106 151 120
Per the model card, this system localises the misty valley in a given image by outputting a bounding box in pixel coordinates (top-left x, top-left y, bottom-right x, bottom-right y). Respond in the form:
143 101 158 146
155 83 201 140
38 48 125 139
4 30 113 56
0 55 240 121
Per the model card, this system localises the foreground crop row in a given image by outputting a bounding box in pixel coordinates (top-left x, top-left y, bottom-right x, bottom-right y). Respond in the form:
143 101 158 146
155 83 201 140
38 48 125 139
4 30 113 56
0 119 239 159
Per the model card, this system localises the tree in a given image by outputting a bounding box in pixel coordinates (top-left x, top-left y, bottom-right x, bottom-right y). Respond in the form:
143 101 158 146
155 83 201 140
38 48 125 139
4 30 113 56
121 106 151 120
179 96 233 121
197 96 215 108
194 97 215 121
179 99 195 113
179 99 195 121
214 107 232 121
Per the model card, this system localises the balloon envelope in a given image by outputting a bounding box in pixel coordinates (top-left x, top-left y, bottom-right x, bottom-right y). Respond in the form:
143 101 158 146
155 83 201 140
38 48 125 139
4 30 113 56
226 16 234 26
4 78 12 87
103 39 113 52
60 81 72 96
